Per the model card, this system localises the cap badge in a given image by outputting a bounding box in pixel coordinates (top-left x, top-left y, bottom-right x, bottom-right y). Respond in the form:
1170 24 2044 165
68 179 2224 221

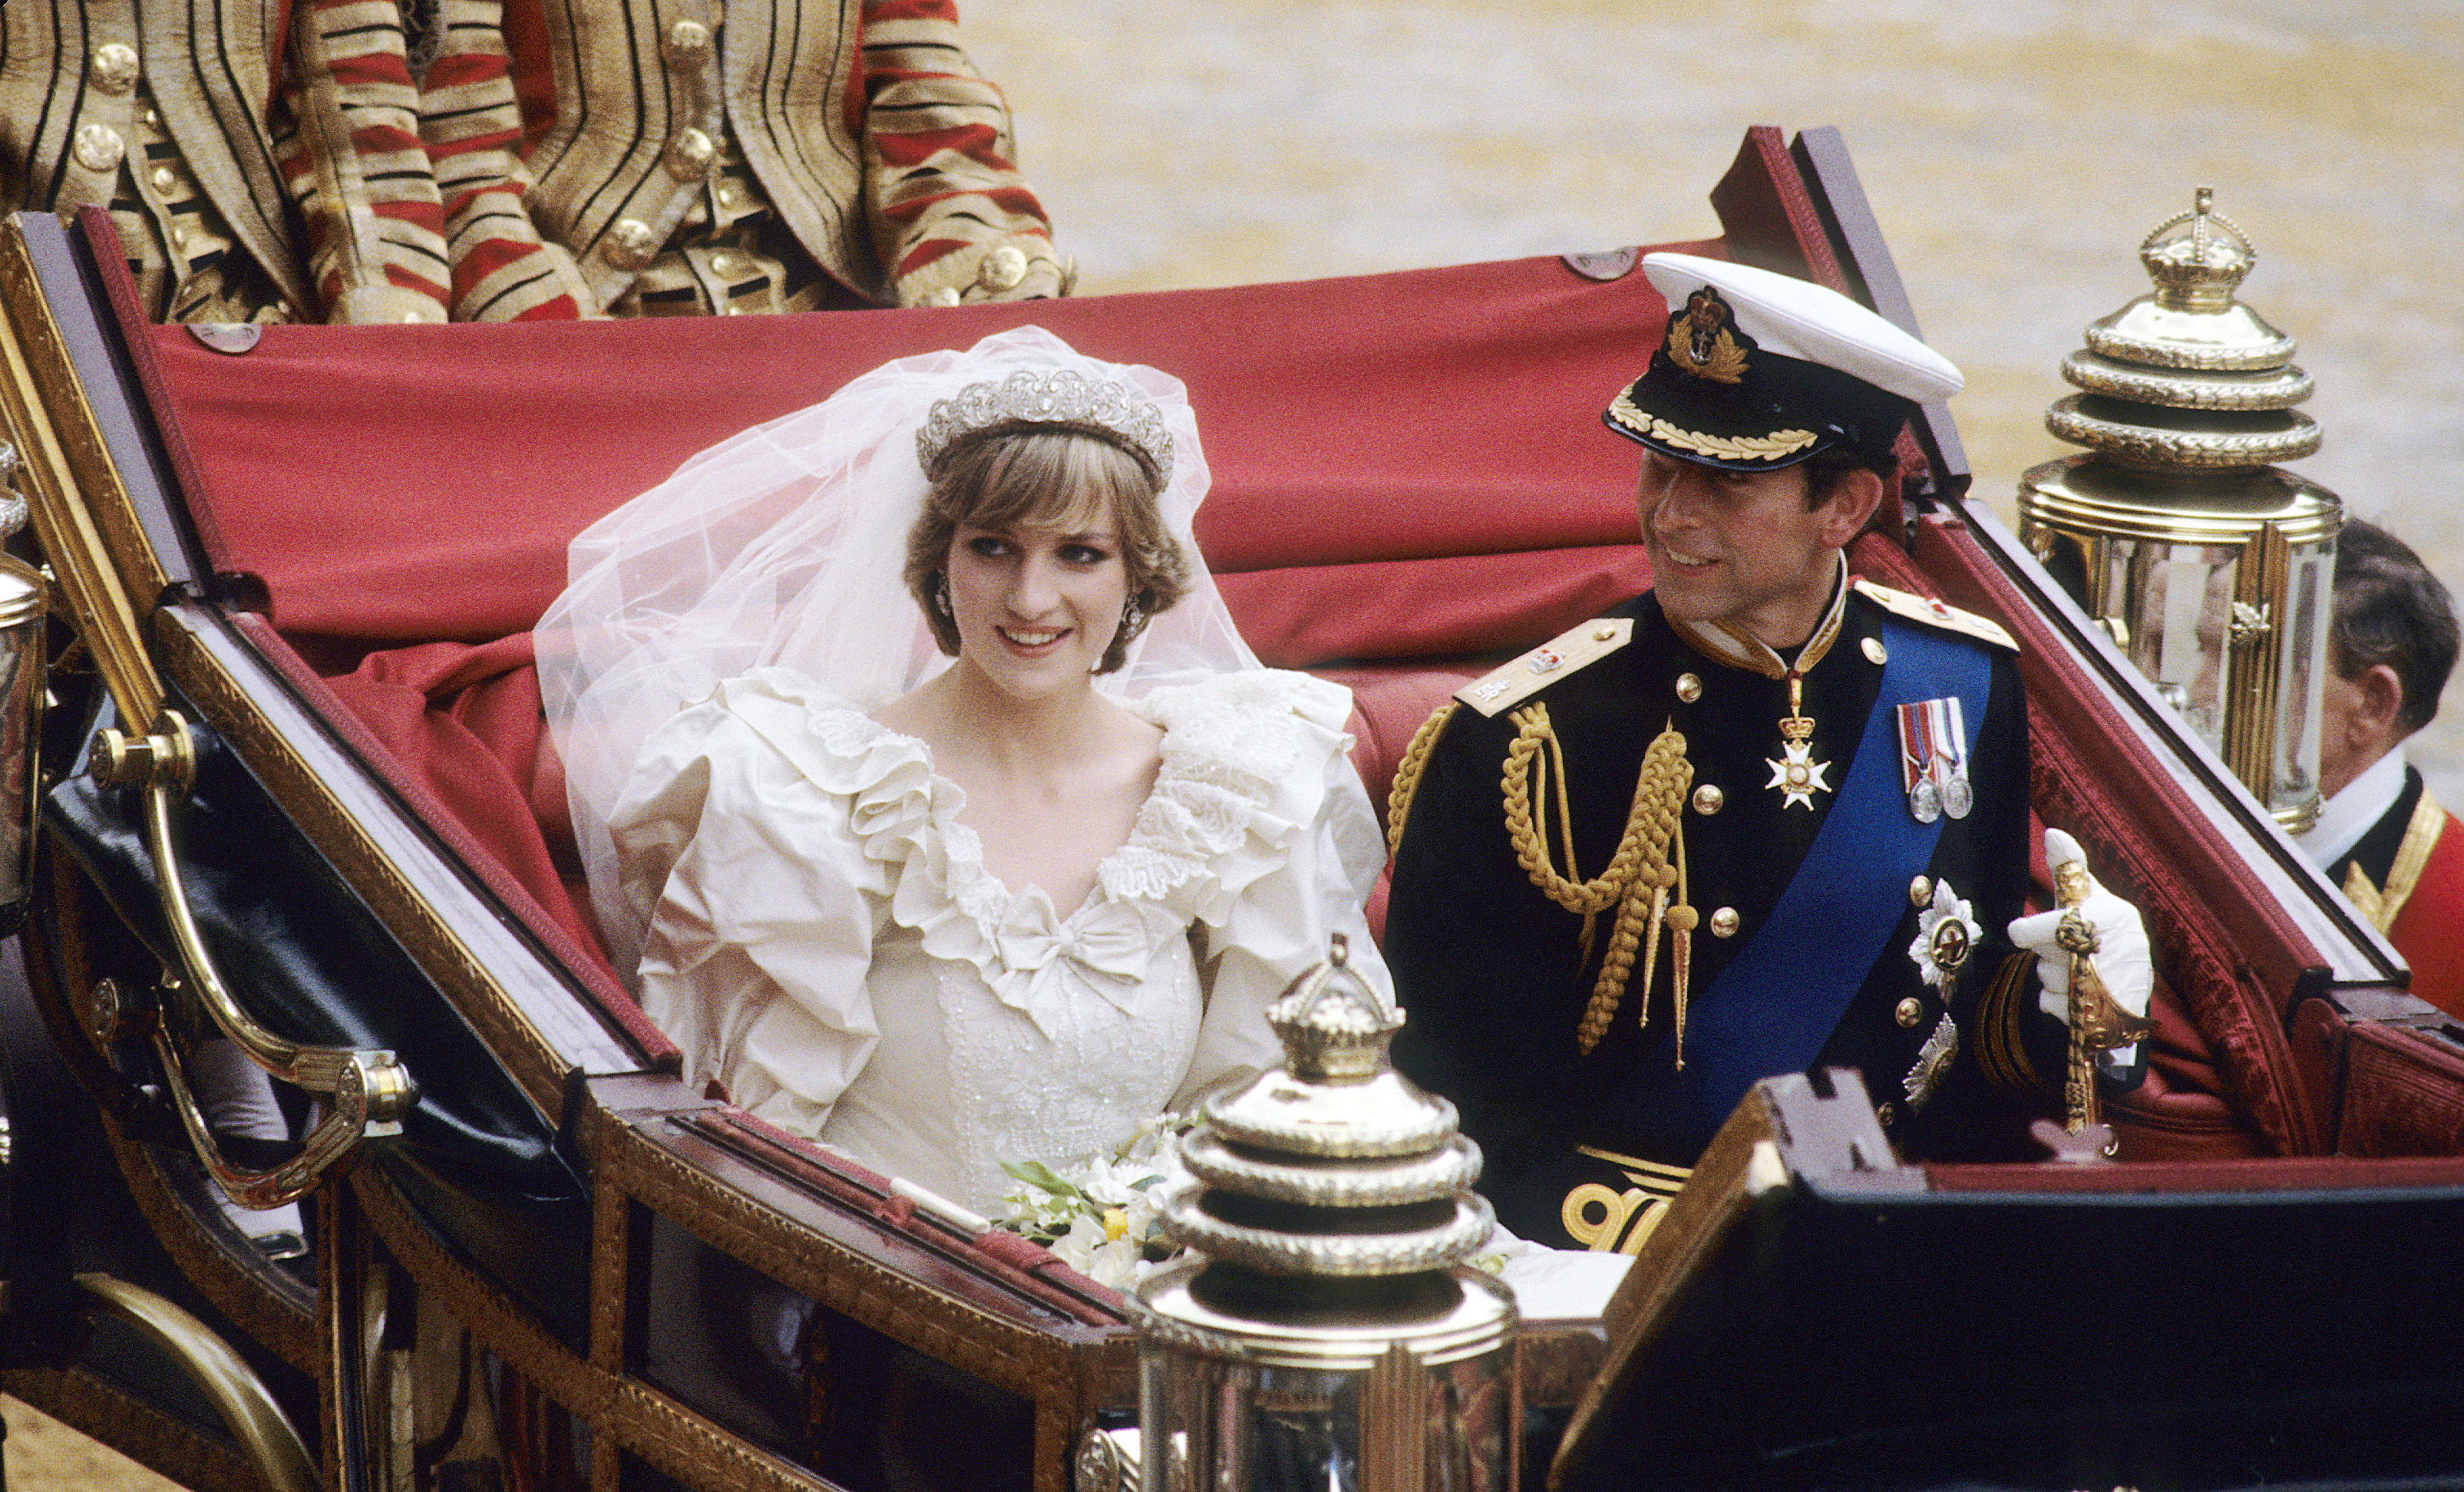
1666 286 1749 385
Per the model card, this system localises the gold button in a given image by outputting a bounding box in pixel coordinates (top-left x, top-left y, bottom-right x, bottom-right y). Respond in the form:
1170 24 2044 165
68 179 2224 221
1592 624 1617 642
168 224 187 247
1908 875 1932 908
150 166 176 193
1875 1101 1897 1128
88 43 140 94
717 183 742 209
708 251 738 276
601 217 659 269
663 18 712 66
1675 672 1702 703
1709 906 1739 939
1862 635 1888 665
924 286 962 308
1895 996 1925 1028
142 107 160 127
723 302 744 315
1691 784 1723 816
72 122 124 173
976 243 1028 293
401 310 424 322
665 127 715 180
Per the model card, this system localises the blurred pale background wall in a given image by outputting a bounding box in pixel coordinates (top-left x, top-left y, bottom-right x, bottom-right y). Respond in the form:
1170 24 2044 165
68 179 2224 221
965 0 2464 802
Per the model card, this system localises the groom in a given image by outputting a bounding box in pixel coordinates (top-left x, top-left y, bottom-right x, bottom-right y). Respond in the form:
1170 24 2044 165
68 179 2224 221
1384 254 2152 1252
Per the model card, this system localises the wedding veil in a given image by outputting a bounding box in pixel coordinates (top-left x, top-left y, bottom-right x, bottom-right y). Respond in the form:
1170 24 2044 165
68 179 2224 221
537 325 1269 971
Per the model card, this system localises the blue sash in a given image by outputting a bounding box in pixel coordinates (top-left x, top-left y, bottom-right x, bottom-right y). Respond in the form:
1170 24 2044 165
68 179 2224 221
1613 614 1993 1155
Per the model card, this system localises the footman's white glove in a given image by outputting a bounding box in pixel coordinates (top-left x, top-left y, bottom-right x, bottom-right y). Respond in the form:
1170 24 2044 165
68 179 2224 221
2007 829 2153 1039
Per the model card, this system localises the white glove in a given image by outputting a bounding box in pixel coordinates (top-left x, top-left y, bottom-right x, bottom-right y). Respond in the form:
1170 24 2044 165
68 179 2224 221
2007 828 2153 1032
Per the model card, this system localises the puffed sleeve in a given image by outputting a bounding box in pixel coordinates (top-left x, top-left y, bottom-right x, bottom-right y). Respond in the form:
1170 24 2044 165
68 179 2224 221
1154 672 1396 1108
609 674 922 1137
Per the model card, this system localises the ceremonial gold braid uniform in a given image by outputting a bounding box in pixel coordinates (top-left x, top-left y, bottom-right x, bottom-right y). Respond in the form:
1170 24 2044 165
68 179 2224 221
1384 700 1460 858
1501 702 1693 1055
1386 591 2064 1250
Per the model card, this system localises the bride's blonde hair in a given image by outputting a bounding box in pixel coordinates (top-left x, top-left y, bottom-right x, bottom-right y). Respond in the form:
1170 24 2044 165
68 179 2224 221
904 427 1193 673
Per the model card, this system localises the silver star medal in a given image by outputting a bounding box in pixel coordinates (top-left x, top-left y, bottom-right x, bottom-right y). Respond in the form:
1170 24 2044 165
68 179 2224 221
1904 1014 1960 1111
1907 879 1979 990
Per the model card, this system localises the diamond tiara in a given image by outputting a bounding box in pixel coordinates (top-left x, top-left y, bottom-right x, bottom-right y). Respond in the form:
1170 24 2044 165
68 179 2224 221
916 368 1174 485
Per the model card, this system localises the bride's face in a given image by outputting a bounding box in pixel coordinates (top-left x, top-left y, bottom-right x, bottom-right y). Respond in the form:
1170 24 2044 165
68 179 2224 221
944 492 1130 702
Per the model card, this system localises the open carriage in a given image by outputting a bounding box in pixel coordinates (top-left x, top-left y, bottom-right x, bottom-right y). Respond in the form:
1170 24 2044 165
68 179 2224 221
0 126 2459 1492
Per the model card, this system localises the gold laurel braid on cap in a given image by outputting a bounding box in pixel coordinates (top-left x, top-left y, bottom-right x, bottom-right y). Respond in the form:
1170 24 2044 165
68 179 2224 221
1384 701 1460 857
1501 705 1693 1054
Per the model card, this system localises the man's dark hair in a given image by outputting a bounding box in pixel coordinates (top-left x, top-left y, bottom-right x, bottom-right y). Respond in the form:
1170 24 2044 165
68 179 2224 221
2331 517 2459 737
1797 443 1900 511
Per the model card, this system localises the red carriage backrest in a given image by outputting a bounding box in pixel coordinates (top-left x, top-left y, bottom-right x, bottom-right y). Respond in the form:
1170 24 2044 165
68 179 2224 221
147 250 1705 655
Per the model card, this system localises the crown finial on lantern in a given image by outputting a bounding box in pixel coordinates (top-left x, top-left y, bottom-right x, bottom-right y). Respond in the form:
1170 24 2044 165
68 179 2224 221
1265 932 1402 1084
2139 186 2256 312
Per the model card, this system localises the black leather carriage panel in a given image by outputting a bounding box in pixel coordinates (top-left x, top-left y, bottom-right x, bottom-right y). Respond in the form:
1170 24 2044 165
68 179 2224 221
44 692 593 1343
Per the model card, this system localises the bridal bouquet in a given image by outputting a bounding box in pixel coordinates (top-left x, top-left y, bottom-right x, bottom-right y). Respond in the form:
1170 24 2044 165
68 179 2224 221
996 1113 1190 1290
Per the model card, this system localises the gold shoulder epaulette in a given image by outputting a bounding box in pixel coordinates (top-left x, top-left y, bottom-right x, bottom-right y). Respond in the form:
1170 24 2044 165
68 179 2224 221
1455 618 1633 718
1851 579 2018 653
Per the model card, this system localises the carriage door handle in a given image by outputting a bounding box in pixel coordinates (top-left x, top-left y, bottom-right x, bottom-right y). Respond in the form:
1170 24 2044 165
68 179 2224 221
90 710 418 1208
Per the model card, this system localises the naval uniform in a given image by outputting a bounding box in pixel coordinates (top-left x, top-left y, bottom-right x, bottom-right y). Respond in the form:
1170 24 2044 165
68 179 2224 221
1386 572 2081 1252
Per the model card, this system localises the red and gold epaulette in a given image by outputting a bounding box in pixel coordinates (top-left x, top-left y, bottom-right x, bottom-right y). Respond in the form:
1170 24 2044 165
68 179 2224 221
1851 579 2018 653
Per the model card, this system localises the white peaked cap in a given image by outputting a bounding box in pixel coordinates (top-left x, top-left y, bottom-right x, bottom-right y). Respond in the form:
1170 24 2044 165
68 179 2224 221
1642 253 1963 404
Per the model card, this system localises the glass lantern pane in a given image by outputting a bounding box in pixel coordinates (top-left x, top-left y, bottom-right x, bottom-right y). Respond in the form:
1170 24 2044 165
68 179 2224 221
2269 540 2333 817
1140 1348 1509 1492
2115 540 2241 754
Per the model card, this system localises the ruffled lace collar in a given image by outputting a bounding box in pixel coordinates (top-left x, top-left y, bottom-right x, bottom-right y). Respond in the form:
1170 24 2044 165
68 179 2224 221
755 671 1331 1040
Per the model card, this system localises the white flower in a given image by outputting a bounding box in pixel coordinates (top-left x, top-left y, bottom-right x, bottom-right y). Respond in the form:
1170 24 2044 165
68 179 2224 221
993 1114 1193 1276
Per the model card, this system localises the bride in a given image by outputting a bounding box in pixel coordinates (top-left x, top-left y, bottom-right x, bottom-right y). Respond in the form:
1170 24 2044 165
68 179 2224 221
539 326 1394 1216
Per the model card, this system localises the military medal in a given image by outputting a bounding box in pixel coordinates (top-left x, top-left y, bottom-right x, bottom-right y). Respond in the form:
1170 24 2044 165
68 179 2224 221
1896 696 1970 824
1903 1014 1960 1111
1907 879 1978 991
1764 668 1831 810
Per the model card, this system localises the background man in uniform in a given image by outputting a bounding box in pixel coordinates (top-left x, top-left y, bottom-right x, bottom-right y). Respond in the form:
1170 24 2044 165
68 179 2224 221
2294 517 2464 1018
1385 254 2152 1253
2 0 512 323
408 0 1062 320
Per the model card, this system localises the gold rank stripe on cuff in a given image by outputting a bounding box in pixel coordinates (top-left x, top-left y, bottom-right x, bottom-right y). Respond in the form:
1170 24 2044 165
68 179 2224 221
1563 1146 1693 1253
1669 550 1850 682
1850 579 2020 652
1456 617 1635 717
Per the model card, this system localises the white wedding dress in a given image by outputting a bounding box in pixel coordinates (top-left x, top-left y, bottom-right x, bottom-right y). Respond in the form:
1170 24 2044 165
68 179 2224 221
609 664 1393 1216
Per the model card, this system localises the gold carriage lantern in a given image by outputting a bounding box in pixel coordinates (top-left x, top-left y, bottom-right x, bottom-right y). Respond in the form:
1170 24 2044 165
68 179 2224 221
0 443 48 932
1111 936 1516 1492
2017 189 2341 830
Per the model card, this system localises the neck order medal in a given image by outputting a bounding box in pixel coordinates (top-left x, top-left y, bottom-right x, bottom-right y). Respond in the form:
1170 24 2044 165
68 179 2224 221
1765 669 1831 809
